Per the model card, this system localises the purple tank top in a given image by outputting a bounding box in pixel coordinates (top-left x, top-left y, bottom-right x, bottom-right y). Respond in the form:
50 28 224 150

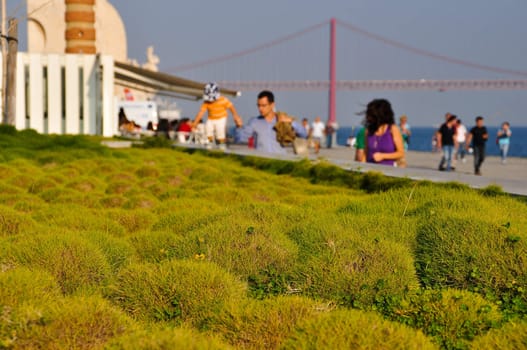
367 125 395 166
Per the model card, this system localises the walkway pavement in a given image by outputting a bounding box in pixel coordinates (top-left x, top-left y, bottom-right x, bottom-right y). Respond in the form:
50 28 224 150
221 144 527 196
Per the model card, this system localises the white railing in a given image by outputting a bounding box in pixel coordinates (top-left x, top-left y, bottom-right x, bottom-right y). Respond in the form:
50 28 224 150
3 53 117 137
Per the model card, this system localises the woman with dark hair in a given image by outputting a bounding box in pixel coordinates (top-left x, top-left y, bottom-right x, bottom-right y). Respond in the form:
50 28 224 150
363 99 405 166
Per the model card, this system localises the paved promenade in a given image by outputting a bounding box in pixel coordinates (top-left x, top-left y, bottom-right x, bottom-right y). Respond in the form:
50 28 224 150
222 144 527 196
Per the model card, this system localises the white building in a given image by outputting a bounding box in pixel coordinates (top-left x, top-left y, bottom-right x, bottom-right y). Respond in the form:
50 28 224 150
2 0 238 136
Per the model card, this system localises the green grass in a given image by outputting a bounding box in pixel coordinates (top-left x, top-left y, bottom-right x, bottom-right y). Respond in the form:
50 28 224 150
0 128 526 349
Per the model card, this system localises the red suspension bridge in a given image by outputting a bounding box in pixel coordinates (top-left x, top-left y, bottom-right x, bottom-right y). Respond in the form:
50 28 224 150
168 18 527 124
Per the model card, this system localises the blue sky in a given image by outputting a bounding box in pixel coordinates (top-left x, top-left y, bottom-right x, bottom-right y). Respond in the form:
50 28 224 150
10 0 527 126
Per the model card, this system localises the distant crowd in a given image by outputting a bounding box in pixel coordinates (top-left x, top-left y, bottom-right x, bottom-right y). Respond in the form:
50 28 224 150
432 113 511 175
118 83 512 175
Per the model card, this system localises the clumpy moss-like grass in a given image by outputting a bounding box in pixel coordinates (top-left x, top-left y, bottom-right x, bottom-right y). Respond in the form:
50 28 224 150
107 259 246 327
12 296 136 349
106 327 233 350
209 296 321 349
1 129 526 349
0 233 111 295
282 309 437 349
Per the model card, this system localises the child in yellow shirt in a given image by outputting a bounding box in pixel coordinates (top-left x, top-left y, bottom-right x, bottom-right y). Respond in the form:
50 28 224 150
192 83 243 148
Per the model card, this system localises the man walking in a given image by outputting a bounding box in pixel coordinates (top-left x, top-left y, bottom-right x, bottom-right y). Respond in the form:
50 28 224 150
436 114 458 171
244 90 306 154
466 116 488 176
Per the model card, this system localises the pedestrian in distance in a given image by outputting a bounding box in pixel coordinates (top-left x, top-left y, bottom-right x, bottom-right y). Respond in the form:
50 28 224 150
192 82 243 149
455 119 468 163
311 116 325 154
399 114 411 152
496 121 512 164
466 116 489 176
436 114 458 172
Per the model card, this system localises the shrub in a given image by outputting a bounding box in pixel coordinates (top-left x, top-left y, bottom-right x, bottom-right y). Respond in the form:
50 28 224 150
80 231 138 273
470 319 527 349
122 194 159 209
135 165 160 178
0 267 61 307
127 230 185 263
210 296 321 349
282 309 437 349
65 175 105 194
184 205 300 280
107 259 246 327
13 296 135 349
106 209 156 234
1 233 111 294
106 327 232 350
0 205 37 236
382 289 503 349
100 195 128 209
300 239 420 309
27 177 59 194
31 205 125 236
0 268 61 348
415 215 527 315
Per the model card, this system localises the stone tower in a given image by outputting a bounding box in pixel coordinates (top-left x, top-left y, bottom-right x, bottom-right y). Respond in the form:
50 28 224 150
65 0 96 54
27 0 128 61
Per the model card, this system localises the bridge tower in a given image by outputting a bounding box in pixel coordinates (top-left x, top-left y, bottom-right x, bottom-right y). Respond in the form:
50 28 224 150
328 17 337 126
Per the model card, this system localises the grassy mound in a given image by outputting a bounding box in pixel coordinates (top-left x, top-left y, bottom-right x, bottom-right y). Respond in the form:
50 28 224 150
0 233 111 294
0 205 37 237
470 319 527 349
106 327 233 350
282 309 437 349
209 296 321 349
415 214 527 316
12 296 135 349
382 289 503 349
107 259 246 327
0 267 61 307
300 238 419 308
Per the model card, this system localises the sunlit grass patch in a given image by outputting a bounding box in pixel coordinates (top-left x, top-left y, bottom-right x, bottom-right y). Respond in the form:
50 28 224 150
0 205 37 236
1 233 111 294
415 211 527 318
300 238 420 309
383 289 503 349
107 259 246 327
100 195 128 209
32 205 126 235
80 230 138 273
470 319 527 350
12 296 136 350
106 209 156 234
11 195 46 213
127 230 185 263
210 296 322 349
184 208 300 280
0 267 61 306
106 326 233 350
282 308 437 350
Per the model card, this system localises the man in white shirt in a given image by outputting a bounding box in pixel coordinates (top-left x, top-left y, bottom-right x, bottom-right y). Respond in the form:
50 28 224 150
311 116 325 154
